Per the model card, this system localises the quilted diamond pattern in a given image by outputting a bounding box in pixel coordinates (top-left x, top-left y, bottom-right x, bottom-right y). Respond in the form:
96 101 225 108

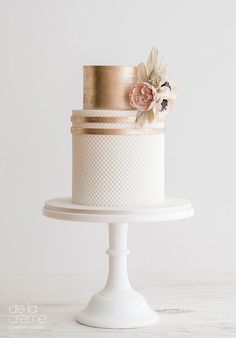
72 110 164 207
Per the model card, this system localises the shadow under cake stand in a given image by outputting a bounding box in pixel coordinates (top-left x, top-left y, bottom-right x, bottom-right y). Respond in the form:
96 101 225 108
43 197 194 329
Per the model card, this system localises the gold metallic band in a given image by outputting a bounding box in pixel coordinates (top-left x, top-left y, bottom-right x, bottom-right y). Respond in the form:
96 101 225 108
83 66 137 110
71 116 137 124
71 127 165 135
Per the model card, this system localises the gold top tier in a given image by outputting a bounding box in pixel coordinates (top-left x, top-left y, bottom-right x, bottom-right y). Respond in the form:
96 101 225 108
83 66 137 110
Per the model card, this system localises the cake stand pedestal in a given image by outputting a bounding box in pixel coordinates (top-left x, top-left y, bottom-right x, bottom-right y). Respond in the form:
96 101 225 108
43 197 193 329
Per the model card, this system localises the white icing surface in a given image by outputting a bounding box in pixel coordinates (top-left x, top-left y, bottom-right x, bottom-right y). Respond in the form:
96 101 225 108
72 110 165 207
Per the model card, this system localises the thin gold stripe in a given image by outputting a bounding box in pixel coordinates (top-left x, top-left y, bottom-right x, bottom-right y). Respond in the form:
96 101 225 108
71 127 165 135
71 116 137 124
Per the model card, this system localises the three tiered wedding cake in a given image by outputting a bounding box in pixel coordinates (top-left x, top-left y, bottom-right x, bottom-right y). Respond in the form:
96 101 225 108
71 48 176 208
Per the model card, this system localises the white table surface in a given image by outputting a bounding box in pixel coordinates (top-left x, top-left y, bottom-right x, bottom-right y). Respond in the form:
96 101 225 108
0 274 235 337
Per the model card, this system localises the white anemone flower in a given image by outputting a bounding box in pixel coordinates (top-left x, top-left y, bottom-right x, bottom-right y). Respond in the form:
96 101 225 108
153 84 177 121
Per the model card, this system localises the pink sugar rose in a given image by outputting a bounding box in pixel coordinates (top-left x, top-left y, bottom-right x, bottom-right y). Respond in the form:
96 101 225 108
129 82 157 111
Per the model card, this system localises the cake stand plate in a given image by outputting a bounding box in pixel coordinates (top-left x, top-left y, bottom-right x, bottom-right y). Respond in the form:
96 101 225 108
43 198 194 329
43 197 193 223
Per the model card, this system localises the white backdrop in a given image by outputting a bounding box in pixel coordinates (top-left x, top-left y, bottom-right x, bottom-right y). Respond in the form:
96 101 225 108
0 0 235 276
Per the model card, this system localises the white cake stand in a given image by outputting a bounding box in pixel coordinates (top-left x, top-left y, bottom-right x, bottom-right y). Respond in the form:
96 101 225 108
43 197 194 329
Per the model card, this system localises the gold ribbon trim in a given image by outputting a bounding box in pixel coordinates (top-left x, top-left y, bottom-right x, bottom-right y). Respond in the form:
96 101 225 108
71 116 137 124
71 127 165 135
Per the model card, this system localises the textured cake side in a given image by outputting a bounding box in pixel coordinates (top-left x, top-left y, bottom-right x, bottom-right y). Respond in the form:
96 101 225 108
71 110 165 207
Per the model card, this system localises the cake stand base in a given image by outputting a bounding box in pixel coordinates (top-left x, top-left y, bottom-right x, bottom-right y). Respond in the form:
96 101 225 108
43 198 194 329
77 222 159 329
77 290 158 329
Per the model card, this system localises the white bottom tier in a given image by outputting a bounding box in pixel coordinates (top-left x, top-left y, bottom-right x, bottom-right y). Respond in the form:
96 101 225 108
72 110 165 207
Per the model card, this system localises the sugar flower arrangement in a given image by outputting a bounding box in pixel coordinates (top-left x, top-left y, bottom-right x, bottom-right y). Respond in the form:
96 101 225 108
129 47 177 125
